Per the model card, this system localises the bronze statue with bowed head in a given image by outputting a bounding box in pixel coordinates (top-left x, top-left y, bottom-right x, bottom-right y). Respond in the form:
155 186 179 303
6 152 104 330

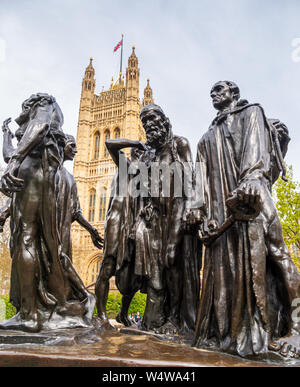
190 81 300 359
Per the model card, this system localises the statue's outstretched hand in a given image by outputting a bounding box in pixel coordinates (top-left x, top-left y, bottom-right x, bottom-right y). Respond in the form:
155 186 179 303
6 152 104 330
2 118 12 133
0 159 24 197
136 141 147 151
89 226 104 249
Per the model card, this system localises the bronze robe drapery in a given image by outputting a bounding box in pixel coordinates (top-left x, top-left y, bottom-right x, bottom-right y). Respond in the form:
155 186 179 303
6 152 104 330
194 104 300 357
104 136 201 331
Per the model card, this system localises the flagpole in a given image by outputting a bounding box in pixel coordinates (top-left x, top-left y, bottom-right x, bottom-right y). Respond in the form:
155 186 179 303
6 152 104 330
119 34 124 83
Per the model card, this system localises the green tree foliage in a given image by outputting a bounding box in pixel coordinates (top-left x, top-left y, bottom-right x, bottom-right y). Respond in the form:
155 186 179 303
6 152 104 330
103 291 146 319
0 166 12 296
106 292 122 319
128 292 147 316
0 296 16 320
273 165 300 267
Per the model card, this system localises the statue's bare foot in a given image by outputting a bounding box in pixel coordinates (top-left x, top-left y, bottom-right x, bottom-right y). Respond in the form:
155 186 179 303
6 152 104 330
93 316 117 332
154 320 178 335
269 334 300 358
116 312 132 327
0 312 40 333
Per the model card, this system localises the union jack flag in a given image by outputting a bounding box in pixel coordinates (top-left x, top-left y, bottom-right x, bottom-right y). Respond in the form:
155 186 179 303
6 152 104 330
114 39 122 52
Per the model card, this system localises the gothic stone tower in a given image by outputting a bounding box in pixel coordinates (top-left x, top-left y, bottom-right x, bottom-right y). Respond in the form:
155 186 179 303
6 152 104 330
72 47 154 290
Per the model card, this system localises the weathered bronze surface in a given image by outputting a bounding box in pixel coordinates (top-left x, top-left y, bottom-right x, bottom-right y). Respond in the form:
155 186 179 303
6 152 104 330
95 104 201 335
189 81 300 360
0 94 102 333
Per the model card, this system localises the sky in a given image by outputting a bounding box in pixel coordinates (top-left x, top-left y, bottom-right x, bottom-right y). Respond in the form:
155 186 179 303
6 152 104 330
0 0 299 180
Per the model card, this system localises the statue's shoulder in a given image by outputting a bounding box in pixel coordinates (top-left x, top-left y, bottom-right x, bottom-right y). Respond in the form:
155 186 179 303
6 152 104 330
173 135 191 150
237 102 264 117
197 130 210 148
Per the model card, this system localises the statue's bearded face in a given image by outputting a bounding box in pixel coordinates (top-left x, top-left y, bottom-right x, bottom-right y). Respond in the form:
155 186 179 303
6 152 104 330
141 110 168 148
210 82 235 111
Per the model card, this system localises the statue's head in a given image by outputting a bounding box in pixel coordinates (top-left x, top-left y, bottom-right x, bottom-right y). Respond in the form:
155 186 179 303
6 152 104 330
64 134 77 161
210 81 240 111
15 93 63 128
140 103 171 148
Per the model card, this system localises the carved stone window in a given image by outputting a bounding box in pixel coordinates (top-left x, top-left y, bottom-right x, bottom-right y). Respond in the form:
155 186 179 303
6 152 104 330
88 190 96 222
104 130 110 158
99 189 107 222
94 132 100 159
114 128 120 139
88 259 101 285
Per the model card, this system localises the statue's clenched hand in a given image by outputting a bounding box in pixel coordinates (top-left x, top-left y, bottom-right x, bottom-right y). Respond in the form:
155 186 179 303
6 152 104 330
0 159 24 197
236 180 261 208
184 209 203 226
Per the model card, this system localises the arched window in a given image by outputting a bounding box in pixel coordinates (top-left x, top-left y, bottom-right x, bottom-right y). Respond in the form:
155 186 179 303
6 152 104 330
99 190 107 222
88 259 101 285
94 132 100 159
104 130 110 158
114 128 120 139
88 190 96 222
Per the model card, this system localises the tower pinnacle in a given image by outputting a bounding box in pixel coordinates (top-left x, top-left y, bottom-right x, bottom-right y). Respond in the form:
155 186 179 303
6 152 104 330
126 46 139 86
142 78 154 106
82 57 95 93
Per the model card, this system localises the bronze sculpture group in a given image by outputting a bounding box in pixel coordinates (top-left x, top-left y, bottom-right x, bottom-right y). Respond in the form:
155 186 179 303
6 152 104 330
0 80 299 362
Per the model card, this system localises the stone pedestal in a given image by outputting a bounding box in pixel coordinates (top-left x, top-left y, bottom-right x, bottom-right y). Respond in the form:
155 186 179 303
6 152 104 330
0 321 299 367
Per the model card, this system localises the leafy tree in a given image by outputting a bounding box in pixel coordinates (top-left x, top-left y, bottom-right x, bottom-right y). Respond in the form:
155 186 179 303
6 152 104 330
106 292 122 319
0 296 16 319
128 292 146 316
0 167 11 297
105 291 146 319
273 165 300 268
93 291 147 319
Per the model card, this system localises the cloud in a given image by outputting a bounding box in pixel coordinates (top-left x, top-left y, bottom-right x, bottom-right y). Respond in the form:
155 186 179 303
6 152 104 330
0 0 299 180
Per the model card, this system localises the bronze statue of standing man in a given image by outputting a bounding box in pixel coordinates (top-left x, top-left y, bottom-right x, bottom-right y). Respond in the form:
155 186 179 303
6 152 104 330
96 104 201 334
191 81 300 359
